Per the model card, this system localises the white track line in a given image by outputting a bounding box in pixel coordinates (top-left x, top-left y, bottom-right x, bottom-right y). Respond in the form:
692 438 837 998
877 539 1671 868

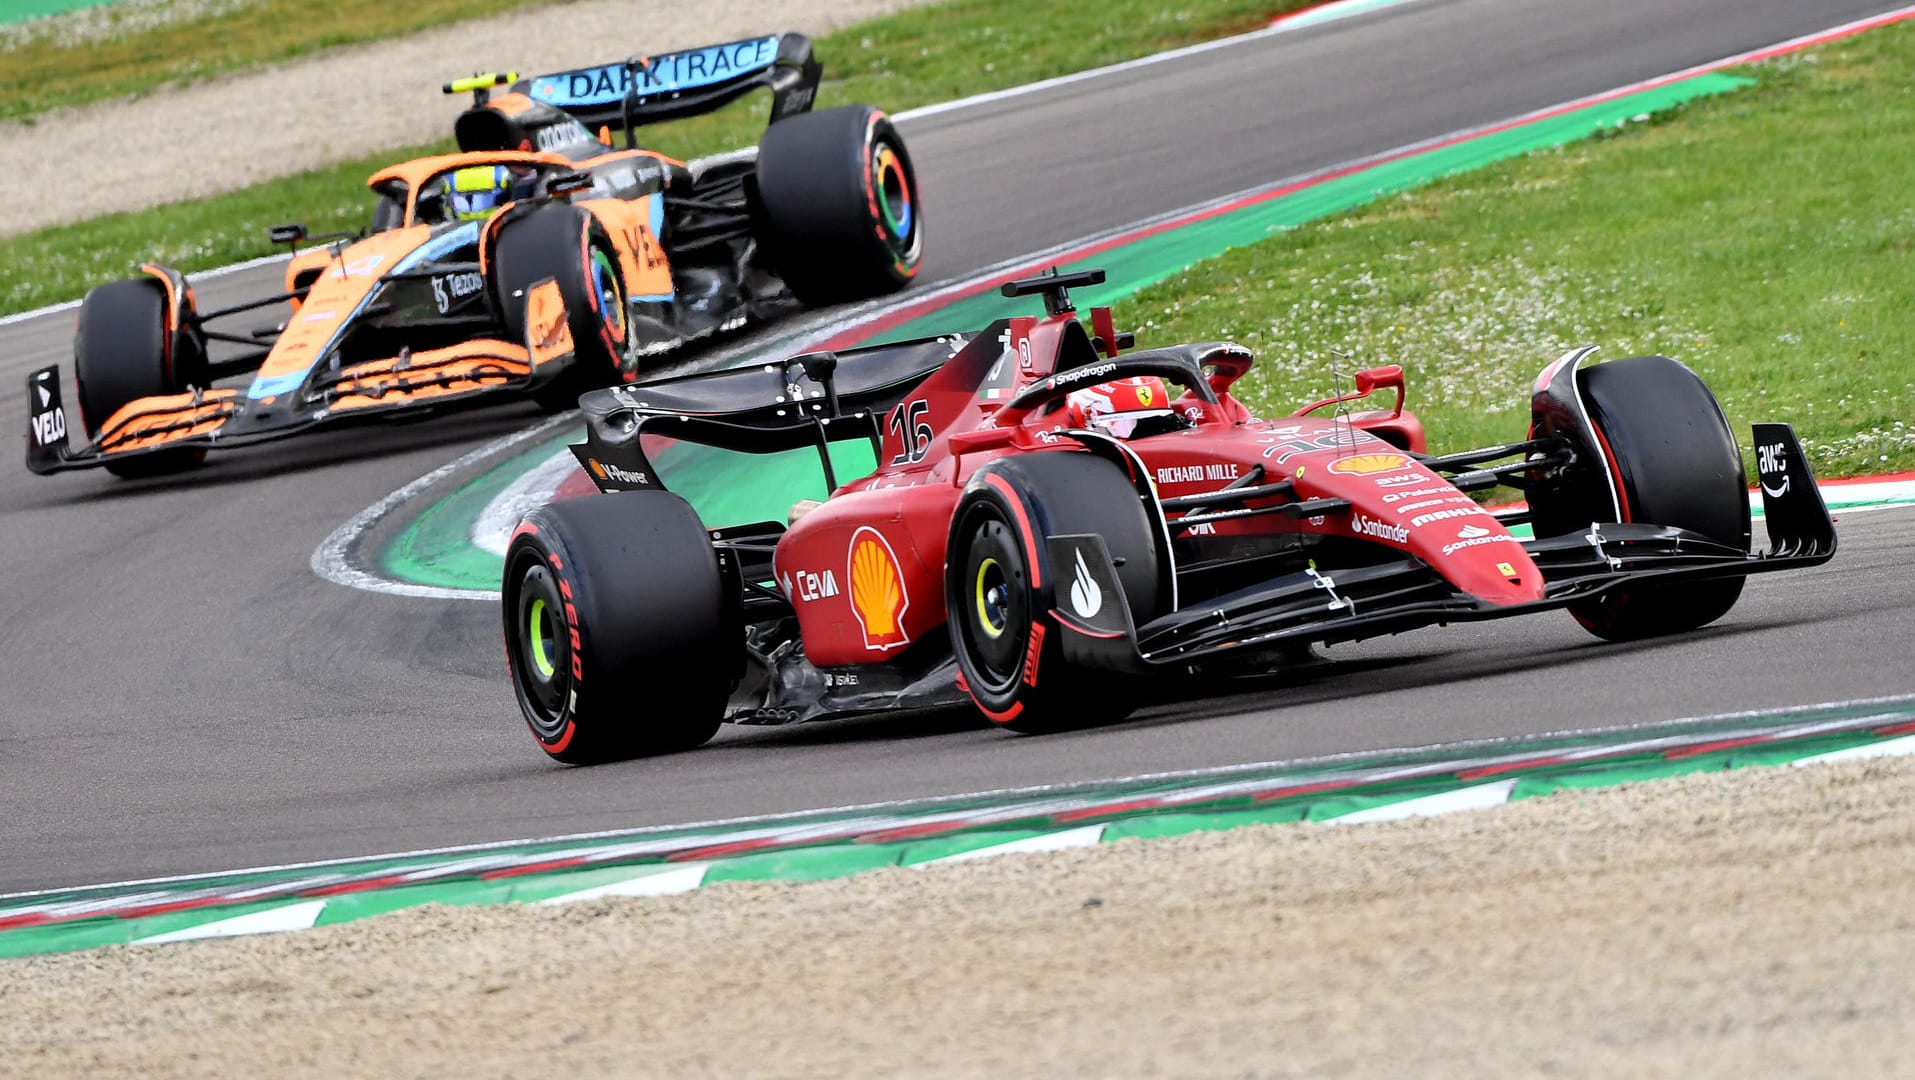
1323 780 1520 825
536 864 712 904
471 442 584 558
911 825 1110 866
1789 734 1915 768
133 899 327 944
307 410 578 601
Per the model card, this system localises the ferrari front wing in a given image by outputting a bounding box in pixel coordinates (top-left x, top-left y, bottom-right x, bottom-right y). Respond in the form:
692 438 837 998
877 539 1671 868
1046 423 1836 672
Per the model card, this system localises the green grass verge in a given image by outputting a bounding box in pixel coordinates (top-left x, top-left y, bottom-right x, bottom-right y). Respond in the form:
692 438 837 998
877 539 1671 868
1114 22 1915 477
0 0 561 123
0 0 1301 317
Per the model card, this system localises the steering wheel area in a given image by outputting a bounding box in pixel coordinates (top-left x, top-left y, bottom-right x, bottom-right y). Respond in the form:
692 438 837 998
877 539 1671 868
991 351 1224 432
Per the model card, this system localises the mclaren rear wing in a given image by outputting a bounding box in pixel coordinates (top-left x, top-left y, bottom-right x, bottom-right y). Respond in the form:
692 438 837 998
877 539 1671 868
513 32 821 135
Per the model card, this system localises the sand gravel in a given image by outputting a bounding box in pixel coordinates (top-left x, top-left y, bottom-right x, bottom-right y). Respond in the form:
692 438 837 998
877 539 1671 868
0 0 933 238
5 753 1914 1077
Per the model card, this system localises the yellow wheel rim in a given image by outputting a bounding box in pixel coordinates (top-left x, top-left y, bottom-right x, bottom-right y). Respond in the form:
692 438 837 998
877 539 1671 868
974 557 1004 639
528 598 557 678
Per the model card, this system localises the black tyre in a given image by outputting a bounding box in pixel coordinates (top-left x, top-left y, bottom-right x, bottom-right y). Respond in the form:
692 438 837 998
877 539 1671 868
493 203 631 411
946 451 1164 733
754 104 923 307
501 491 735 764
1531 355 1751 641
73 277 206 479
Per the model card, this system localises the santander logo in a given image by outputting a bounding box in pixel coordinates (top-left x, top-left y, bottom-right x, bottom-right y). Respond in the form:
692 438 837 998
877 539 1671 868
1349 513 1409 543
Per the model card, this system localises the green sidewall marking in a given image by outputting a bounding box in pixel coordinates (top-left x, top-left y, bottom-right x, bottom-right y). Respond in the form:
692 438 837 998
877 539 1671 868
369 73 1752 592
527 599 555 677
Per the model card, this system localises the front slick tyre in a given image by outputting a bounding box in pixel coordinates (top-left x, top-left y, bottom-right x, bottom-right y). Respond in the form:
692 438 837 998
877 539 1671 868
1539 355 1751 641
74 277 206 479
946 451 1163 734
492 203 631 412
502 491 733 764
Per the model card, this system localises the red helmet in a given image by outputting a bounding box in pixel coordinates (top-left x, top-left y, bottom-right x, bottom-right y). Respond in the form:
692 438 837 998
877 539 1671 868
1061 376 1179 439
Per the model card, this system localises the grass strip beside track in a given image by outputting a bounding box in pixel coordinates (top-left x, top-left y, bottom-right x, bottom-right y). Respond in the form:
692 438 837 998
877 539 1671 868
1113 20 1915 476
0 0 117 27
0 0 1310 316
4 695 1911 958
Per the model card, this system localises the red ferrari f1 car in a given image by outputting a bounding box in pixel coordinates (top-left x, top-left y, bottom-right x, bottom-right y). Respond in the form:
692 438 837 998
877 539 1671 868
26 32 921 478
501 269 1836 763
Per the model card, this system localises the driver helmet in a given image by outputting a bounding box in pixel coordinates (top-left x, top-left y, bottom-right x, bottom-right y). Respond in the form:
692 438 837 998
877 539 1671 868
1061 375 1178 439
436 164 518 222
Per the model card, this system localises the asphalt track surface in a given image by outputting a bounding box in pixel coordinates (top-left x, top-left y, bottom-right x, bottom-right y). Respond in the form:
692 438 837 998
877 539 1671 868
3 0 1911 893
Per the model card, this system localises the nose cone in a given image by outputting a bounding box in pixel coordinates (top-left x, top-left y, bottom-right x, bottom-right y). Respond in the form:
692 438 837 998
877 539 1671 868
1420 518 1545 605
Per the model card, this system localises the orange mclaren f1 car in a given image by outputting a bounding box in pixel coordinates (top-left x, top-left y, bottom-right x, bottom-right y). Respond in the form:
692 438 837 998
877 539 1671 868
26 32 923 478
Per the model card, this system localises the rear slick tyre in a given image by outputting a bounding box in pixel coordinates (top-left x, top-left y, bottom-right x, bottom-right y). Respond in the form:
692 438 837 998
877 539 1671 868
754 104 923 307
502 491 734 764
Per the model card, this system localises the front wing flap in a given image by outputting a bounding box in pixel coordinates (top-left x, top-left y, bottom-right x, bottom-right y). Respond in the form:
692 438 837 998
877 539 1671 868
1054 423 1837 671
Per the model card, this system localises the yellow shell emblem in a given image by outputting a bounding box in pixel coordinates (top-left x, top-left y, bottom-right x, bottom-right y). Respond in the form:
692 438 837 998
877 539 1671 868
848 526 911 651
1327 453 1412 476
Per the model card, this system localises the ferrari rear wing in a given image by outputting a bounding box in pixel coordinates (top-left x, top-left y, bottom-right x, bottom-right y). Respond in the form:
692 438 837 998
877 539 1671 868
514 32 821 135
571 334 976 494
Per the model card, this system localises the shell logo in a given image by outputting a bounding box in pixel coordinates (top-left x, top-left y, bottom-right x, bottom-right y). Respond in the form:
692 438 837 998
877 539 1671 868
1327 452 1413 476
848 526 911 652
